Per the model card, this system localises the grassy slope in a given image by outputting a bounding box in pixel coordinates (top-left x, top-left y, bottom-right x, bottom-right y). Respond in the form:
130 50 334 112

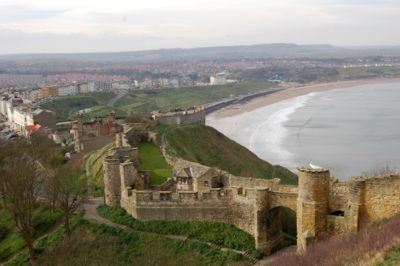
85 142 114 196
97 205 258 254
0 207 62 262
137 142 172 185
116 80 276 114
160 125 297 185
9 213 250 266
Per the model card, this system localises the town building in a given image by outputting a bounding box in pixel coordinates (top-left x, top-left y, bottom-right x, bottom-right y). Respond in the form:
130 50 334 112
93 80 113 92
78 83 89 94
210 73 227 85
41 85 59 98
58 84 78 97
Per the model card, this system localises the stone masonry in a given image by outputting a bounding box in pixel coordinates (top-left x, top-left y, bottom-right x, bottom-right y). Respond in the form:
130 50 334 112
103 123 400 255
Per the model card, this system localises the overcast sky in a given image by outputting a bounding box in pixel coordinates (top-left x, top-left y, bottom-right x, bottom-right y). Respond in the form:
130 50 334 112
0 0 399 54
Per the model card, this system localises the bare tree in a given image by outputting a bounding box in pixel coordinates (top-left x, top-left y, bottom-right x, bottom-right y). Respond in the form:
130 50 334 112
45 166 85 238
1 154 43 262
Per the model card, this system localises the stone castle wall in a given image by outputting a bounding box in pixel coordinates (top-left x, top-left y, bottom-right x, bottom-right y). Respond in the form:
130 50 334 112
329 181 349 213
103 122 400 254
358 174 400 228
119 185 270 244
228 175 280 190
157 110 205 125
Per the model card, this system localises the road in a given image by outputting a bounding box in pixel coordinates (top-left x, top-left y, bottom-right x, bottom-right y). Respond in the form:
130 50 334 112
107 90 127 107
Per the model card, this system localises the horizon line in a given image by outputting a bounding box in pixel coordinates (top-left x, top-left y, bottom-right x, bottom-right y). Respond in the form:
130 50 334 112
1 42 400 57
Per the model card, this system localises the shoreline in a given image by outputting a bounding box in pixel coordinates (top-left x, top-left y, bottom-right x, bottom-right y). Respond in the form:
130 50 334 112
210 77 400 119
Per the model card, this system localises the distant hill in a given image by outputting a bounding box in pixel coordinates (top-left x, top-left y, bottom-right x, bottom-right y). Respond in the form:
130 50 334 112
159 124 297 185
3 43 400 62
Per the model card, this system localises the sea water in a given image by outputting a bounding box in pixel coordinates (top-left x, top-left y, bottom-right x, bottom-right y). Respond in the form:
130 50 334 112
207 83 400 180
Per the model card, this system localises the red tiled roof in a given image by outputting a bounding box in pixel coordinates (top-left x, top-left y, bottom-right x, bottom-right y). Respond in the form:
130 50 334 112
26 124 42 135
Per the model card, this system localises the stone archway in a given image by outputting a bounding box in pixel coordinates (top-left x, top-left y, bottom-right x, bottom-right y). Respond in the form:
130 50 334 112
264 206 297 254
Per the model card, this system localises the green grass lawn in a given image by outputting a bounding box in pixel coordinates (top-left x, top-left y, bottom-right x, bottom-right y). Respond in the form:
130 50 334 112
137 142 172 185
0 206 63 262
159 124 297 185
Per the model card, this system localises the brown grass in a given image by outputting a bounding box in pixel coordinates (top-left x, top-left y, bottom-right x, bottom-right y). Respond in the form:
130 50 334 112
269 216 400 266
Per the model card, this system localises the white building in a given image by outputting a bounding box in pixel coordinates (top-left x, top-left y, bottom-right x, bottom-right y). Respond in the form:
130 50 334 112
88 81 96 92
112 81 131 90
8 106 35 134
58 84 78 97
8 106 55 136
210 73 227 85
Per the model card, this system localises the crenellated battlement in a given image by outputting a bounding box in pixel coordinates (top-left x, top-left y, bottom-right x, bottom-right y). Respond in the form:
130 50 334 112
128 188 234 204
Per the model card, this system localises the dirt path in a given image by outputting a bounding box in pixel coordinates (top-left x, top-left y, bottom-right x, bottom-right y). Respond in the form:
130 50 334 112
83 197 129 230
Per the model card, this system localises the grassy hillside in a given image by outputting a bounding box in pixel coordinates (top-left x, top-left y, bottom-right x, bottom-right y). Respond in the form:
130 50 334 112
42 80 275 120
85 142 114 196
8 213 251 266
41 92 118 121
0 207 62 263
115 79 275 114
159 125 297 185
97 205 258 254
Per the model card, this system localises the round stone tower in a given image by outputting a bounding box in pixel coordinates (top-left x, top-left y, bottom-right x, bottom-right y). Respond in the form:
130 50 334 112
103 156 122 206
296 166 330 252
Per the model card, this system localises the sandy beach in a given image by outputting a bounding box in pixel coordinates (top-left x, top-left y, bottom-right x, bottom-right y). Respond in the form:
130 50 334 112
211 77 400 119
